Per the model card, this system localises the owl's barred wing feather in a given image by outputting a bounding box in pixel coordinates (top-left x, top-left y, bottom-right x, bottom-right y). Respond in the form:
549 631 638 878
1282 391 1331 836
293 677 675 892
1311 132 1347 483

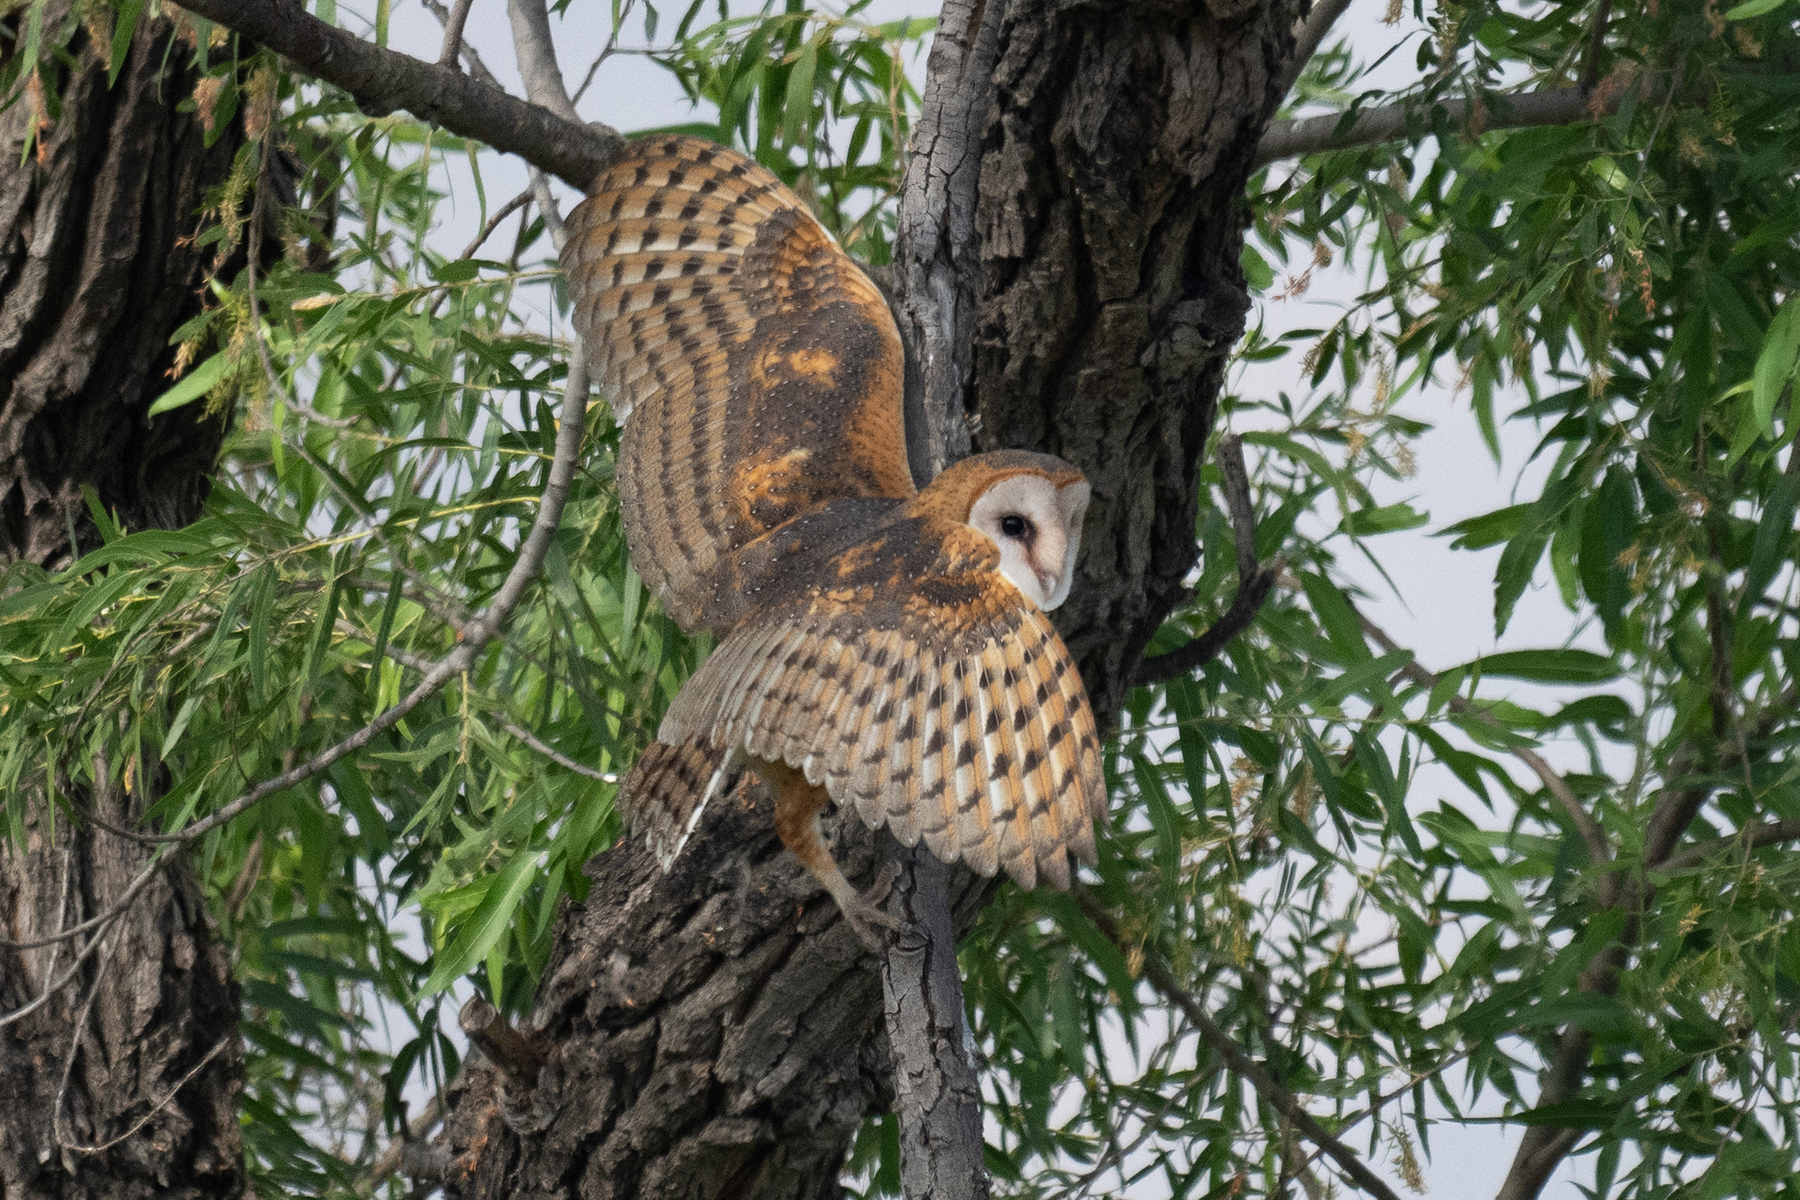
562 136 914 634
615 735 743 870
656 519 1106 891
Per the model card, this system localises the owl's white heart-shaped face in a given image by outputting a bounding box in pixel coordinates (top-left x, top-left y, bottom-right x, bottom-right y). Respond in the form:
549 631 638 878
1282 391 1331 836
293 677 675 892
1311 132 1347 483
967 473 1091 611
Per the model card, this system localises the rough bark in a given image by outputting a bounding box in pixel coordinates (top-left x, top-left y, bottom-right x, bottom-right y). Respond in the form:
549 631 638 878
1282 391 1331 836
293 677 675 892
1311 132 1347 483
440 0 1296 1196
878 849 988 1200
972 0 1296 724
0 11 250 567
1 769 246 1200
440 780 991 1199
891 0 1002 484
0 11 256 1199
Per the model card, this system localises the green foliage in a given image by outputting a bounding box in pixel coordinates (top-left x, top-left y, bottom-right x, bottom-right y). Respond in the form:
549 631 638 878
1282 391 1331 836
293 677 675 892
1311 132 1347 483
647 0 932 258
2 0 1799 1197
952 0 1800 1194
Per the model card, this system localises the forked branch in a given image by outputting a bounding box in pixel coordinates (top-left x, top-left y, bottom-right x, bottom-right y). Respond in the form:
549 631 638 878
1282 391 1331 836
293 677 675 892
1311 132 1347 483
174 0 621 187
1135 434 1282 686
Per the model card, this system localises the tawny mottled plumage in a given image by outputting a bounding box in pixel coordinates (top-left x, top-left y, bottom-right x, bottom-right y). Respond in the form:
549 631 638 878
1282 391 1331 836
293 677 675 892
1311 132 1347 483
563 135 1105 945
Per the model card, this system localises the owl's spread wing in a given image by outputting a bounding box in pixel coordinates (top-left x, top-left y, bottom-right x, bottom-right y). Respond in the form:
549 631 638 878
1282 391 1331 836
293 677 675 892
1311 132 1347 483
563 135 915 634
656 517 1106 891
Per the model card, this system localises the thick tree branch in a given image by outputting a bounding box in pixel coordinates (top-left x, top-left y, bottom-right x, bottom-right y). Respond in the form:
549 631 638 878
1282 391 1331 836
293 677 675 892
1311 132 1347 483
1136 435 1282 686
874 0 1006 1193
1256 85 1602 166
890 0 1002 484
1660 818 1800 872
1275 0 1356 101
1073 886 1404 1200
880 846 989 1200
174 0 621 188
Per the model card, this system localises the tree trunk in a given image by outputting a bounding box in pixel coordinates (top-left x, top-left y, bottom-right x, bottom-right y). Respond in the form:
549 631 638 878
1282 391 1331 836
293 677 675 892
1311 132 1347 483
0 11 255 1199
0 765 246 1200
973 0 1293 721
441 781 993 1199
442 0 1296 1195
0 9 242 568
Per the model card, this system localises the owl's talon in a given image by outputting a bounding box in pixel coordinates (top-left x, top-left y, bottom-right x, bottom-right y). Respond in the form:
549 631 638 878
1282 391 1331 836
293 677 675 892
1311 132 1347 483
840 877 907 950
862 863 897 907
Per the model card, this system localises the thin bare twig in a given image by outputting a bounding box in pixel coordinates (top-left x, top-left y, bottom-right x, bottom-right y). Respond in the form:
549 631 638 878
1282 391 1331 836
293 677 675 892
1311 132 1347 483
0 848 172 957
437 0 477 67
570 0 634 107
1135 435 1284 686
496 716 620 783
340 617 621 783
461 188 533 259
1072 884 1404 1200
52 930 122 1150
59 1034 232 1155
226 830 265 916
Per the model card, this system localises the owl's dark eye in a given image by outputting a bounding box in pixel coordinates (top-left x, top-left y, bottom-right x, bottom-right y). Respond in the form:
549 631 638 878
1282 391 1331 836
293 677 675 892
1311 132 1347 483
1000 514 1030 538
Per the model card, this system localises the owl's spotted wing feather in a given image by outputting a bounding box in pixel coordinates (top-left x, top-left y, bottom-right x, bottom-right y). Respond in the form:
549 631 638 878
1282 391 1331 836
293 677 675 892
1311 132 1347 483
657 515 1106 891
562 136 914 634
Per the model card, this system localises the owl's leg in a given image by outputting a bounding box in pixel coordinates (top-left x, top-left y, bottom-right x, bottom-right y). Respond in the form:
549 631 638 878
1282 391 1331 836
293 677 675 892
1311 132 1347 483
756 757 904 949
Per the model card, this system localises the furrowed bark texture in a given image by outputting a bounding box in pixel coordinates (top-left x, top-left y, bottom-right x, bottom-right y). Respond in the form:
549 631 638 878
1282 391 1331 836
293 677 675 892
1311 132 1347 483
440 0 1295 1196
0 12 254 1199
879 849 988 1200
439 781 991 1199
0 774 245 1200
973 0 1297 724
0 13 250 567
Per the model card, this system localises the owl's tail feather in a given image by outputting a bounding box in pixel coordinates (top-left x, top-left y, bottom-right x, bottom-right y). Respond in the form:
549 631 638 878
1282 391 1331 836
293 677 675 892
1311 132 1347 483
617 735 742 870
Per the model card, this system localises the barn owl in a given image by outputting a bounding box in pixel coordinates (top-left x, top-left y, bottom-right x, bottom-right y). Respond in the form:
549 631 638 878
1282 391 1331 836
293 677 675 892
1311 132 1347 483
562 136 1105 947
